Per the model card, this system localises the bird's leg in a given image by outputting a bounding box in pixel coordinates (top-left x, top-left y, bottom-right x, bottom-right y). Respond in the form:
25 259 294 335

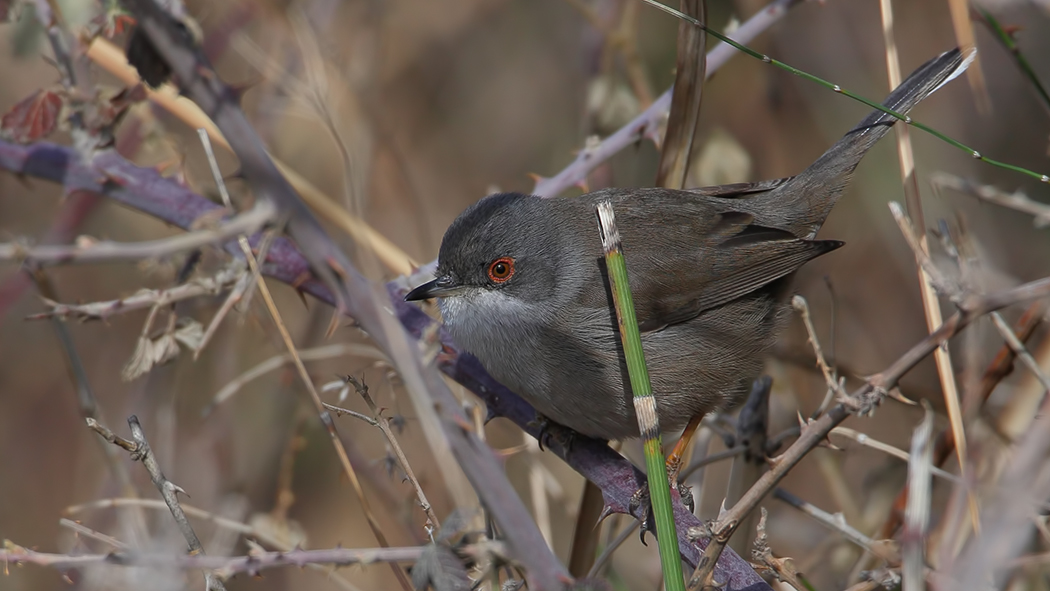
664 413 704 514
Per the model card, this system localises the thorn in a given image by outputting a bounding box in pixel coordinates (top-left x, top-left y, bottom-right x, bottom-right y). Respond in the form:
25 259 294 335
293 287 309 309
290 271 312 290
575 179 590 193
887 387 917 405
597 504 617 525
483 407 497 425
527 172 544 183
819 438 843 451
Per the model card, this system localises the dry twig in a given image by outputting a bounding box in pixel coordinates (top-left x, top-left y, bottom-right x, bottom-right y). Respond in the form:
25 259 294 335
87 416 227 591
326 374 442 536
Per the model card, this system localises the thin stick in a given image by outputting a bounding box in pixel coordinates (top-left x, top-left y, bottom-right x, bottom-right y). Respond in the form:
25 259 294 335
207 343 387 413
901 406 934 591
595 200 685 591
87 416 228 591
830 427 960 484
792 295 846 415
59 518 128 550
990 312 1050 393
340 375 441 534
0 204 274 265
27 266 243 321
0 542 505 575
773 489 898 562
933 172 1050 228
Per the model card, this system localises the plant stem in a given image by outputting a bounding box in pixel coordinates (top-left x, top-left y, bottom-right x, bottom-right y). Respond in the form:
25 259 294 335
595 200 686 591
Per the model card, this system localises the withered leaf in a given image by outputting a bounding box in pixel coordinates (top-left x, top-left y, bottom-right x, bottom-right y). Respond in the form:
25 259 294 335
1 89 63 144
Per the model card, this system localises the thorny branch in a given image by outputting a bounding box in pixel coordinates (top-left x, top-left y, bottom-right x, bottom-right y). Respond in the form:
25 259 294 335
0 542 507 578
685 275 1050 589
326 374 442 535
27 265 244 321
87 416 228 591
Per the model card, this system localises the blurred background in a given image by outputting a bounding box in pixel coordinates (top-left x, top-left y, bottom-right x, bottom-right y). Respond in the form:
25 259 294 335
1 0 1049 589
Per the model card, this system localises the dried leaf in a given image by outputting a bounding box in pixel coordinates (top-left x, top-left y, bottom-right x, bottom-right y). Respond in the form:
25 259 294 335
1 89 63 144
410 544 470 591
173 318 204 351
121 332 180 381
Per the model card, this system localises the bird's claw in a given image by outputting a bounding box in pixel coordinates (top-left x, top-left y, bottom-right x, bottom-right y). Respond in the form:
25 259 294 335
629 479 695 545
527 414 577 453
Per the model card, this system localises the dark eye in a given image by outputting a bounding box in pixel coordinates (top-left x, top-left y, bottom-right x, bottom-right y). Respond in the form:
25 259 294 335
487 257 515 283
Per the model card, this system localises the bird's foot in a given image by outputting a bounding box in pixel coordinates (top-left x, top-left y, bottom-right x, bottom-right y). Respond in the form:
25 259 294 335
628 477 694 545
526 414 577 453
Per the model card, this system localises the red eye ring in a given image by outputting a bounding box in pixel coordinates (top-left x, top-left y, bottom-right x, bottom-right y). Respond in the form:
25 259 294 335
487 257 515 283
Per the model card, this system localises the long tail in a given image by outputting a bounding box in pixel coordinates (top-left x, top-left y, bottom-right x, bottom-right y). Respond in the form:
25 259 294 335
761 47 973 238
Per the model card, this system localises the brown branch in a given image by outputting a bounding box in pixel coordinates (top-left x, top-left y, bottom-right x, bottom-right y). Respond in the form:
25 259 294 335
88 416 227 591
655 0 706 189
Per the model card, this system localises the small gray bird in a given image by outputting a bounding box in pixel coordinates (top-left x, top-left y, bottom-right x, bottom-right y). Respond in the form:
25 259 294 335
407 48 969 442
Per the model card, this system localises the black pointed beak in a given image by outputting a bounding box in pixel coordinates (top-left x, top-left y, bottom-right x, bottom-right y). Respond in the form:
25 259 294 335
404 275 462 301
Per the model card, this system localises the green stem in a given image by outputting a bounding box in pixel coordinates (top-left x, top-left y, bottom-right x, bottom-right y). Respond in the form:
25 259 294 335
596 201 686 591
978 8 1050 115
639 0 1050 185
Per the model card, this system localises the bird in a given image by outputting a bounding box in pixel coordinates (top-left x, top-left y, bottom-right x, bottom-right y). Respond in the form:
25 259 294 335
406 48 970 465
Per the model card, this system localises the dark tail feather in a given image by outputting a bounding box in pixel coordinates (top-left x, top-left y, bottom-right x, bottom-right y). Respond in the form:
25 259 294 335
762 47 972 238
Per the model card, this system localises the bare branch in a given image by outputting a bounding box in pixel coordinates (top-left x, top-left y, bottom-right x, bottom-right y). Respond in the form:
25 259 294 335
88 416 227 591
28 266 243 321
0 542 507 578
990 311 1050 393
0 203 275 266
773 489 899 563
933 172 1050 228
